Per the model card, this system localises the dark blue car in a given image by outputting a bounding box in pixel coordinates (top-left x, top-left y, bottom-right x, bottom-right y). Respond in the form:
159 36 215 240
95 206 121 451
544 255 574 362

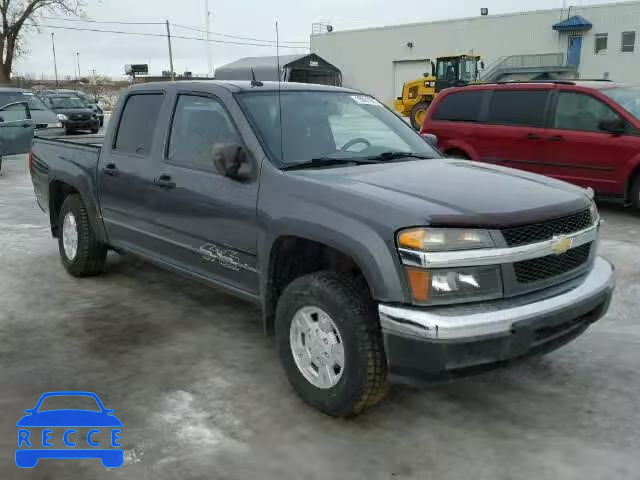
16 391 123 468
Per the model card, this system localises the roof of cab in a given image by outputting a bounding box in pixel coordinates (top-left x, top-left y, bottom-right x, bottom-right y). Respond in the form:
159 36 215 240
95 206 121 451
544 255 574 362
127 80 359 94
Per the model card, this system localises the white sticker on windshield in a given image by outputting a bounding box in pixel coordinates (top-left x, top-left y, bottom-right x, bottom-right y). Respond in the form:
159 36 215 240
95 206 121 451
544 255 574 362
351 95 383 106
23 92 34 96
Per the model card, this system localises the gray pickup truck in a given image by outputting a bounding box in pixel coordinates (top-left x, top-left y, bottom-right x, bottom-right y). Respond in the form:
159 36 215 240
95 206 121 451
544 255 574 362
29 81 615 417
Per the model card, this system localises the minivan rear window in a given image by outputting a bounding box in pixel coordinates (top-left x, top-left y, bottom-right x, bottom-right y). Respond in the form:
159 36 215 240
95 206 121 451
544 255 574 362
487 90 549 127
431 90 485 122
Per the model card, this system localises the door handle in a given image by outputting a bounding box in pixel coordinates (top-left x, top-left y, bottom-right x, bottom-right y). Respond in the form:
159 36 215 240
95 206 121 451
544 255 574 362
548 135 565 142
525 133 541 140
102 163 119 176
154 174 176 189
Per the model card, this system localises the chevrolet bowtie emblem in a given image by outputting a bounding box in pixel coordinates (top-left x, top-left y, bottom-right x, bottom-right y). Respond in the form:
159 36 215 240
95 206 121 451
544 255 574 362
551 235 573 255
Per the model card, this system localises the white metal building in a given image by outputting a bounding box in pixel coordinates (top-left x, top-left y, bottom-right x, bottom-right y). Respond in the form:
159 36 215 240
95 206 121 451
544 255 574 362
311 1 640 104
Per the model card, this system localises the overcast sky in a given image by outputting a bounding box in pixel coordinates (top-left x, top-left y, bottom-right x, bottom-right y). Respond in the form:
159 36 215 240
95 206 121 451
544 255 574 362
13 0 633 79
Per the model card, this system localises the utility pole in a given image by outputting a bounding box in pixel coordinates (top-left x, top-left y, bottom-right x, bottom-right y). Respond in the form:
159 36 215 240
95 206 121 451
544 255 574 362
76 52 81 81
205 0 213 76
51 33 59 87
165 20 175 81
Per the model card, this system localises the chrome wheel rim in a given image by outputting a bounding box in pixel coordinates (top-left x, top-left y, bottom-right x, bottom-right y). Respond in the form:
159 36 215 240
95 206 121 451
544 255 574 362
290 306 345 389
62 211 79 260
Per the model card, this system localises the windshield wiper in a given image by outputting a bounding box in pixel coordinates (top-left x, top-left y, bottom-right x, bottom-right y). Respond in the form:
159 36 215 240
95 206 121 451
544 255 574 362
366 151 435 161
283 157 382 171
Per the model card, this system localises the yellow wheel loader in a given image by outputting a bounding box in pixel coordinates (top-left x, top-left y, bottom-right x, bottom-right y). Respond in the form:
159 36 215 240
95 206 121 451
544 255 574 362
394 55 483 129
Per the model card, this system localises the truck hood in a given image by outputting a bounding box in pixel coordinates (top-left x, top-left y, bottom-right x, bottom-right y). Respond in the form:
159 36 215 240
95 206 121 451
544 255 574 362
290 159 591 227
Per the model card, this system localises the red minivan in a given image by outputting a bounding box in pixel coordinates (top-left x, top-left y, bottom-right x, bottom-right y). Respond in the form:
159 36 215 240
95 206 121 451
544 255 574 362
422 81 640 209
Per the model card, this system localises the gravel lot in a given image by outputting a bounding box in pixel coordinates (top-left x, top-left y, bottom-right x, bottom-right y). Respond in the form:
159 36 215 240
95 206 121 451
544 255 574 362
1 154 638 479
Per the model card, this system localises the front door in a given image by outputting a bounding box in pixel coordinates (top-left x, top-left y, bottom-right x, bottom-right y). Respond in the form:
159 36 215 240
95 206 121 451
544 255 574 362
146 89 260 296
0 102 35 156
568 35 583 67
542 90 636 194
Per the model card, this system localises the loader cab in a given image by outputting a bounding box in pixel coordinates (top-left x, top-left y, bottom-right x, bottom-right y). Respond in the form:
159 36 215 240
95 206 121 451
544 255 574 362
435 55 482 92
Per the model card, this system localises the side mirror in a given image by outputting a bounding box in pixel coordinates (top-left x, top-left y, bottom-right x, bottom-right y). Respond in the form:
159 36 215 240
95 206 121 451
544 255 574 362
480 61 485 70
599 117 626 134
212 144 254 182
420 133 438 147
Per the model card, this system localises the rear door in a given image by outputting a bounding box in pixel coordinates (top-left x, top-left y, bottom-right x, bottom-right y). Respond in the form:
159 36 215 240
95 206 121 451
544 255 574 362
0 102 35 156
472 88 552 175
145 87 261 295
98 91 166 252
542 89 637 194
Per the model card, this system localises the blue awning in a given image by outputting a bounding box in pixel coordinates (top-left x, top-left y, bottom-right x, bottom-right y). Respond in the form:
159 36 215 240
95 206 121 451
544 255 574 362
553 15 592 32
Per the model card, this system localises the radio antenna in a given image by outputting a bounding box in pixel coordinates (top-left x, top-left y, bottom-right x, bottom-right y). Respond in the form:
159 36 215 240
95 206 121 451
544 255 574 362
276 21 284 164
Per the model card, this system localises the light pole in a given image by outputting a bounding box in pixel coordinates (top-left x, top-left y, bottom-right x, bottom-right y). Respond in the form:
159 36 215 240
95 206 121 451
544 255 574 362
76 52 81 81
51 33 59 87
205 0 213 76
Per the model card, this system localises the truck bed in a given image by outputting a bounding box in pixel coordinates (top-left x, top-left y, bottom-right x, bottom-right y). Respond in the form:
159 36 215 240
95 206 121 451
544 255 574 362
34 134 104 149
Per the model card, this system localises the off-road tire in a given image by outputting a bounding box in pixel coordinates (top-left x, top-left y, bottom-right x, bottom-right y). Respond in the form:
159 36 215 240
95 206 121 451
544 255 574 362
275 271 388 417
58 194 107 277
410 101 431 130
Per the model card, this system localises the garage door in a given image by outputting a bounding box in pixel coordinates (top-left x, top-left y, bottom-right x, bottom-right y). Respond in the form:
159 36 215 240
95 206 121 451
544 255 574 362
393 60 429 100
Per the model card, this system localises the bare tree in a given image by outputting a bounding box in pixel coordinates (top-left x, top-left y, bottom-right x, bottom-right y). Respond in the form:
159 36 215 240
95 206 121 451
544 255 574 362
0 0 85 83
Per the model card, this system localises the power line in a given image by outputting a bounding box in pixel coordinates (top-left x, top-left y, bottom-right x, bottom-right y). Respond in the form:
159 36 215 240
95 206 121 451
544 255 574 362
38 23 309 49
37 16 309 45
38 15 164 25
172 23 308 45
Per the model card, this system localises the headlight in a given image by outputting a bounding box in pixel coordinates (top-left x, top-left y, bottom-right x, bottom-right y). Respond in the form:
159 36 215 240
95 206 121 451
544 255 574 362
404 265 502 305
57 113 68 121
424 81 435 88
398 228 494 251
398 228 501 304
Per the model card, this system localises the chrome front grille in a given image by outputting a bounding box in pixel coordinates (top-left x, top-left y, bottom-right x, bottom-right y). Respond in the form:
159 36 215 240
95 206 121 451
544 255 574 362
502 209 593 247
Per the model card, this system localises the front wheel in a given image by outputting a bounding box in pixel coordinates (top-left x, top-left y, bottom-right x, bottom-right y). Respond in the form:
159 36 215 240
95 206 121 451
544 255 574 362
58 194 107 277
410 101 431 130
275 271 388 417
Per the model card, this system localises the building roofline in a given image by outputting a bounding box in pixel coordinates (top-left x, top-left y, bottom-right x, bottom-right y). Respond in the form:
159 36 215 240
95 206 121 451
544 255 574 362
311 0 640 37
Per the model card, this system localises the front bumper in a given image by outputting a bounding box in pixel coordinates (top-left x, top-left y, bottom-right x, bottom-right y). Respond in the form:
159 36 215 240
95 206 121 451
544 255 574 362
63 119 100 130
379 257 614 381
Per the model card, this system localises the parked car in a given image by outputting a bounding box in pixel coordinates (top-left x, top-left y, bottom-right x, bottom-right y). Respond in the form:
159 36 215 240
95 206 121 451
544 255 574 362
42 95 100 134
421 81 640 209
26 81 614 417
54 89 105 126
0 100 35 173
0 87 62 133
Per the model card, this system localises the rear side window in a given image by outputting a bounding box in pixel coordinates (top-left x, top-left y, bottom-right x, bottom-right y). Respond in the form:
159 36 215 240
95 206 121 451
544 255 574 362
114 93 164 155
487 90 549 127
431 91 485 122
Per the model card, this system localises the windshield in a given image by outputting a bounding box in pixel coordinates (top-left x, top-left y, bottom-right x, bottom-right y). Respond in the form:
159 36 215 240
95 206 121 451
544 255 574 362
0 91 48 110
602 86 640 120
45 96 87 109
237 91 438 167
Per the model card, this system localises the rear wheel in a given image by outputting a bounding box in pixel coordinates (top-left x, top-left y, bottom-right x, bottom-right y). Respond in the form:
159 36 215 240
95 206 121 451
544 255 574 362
275 271 388 417
631 174 640 210
58 194 107 277
410 101 431 130
446 149 470 160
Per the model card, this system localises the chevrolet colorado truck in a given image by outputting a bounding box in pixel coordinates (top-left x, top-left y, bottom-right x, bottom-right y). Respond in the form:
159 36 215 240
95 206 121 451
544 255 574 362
29 81 615 417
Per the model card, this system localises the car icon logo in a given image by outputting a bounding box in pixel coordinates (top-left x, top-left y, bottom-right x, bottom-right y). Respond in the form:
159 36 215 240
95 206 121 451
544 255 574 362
15 391 123 468
551 235 573 255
